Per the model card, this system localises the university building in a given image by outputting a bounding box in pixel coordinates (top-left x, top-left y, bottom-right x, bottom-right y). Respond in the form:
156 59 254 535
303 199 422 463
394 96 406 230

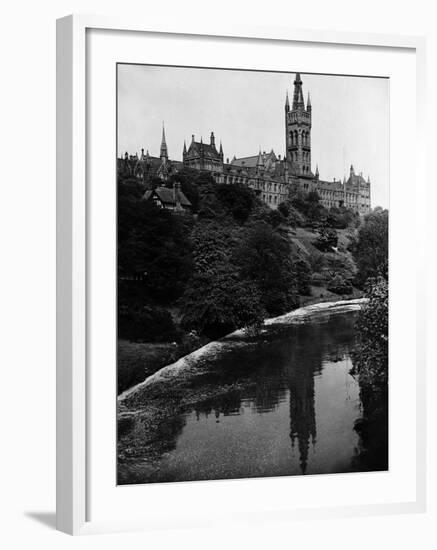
118 73 371 215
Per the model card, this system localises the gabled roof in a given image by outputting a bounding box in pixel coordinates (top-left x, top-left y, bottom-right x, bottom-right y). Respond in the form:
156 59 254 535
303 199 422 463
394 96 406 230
143 186 192 207
186 141 221 160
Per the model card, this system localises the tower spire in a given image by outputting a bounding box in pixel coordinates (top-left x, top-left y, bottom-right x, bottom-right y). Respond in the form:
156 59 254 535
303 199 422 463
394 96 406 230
160 122 168 161
306 92 312 113
257 149 264 172
292 73 305 110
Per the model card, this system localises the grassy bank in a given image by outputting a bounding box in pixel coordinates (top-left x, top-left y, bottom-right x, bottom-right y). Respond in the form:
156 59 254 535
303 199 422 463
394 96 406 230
117 340 179 394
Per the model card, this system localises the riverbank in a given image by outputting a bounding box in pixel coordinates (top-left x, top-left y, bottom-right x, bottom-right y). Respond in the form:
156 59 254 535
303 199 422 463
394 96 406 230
119 297 367 404
117 301 367 484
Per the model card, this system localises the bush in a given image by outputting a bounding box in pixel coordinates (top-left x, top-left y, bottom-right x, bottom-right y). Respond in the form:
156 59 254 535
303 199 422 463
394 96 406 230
315 226 338 252
351 277 388 388
267 209 286 228
177 330 203 357
308 250 326 272
327 274 353 295
277 202 289 218
295 258 312 295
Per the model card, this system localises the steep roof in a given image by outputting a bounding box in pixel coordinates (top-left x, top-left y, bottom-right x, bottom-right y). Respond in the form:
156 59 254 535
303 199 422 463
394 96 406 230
347 173 367 187
186 141 221 160
231 155 259 168
143 186 192 207
231 150 277 168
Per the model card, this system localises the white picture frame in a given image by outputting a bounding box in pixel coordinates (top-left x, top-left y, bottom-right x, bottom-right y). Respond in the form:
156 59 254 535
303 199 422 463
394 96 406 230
56 14 427 535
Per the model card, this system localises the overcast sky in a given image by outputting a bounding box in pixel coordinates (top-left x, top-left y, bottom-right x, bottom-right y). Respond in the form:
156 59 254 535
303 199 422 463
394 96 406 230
118 65 389 208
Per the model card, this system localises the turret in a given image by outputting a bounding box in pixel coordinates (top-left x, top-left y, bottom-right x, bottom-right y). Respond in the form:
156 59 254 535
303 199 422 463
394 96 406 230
350 164 355 177
306 92 312 114
210 131 216 149
219 141 223 159
315 164 319 179
285 90 290 112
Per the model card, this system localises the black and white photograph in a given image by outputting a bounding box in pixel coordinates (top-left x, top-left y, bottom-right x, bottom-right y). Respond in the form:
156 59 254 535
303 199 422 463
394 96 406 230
116 65 389 485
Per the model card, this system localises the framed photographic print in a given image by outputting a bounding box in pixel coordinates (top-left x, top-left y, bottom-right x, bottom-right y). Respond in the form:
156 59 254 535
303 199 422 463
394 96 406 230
56 15 427 535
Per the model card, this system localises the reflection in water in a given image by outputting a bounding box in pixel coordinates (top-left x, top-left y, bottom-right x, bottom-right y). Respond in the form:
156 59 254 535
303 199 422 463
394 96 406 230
118 312 388 484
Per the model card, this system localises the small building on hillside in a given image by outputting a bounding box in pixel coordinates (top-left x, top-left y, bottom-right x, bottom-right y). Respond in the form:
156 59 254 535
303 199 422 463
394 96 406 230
143 182 192 213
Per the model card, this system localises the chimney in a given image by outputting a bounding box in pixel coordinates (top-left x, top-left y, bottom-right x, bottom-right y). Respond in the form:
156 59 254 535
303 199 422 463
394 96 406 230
173 181 182 211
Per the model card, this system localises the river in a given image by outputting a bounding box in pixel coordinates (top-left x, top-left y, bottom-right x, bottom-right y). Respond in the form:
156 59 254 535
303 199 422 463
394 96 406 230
118 300 388 484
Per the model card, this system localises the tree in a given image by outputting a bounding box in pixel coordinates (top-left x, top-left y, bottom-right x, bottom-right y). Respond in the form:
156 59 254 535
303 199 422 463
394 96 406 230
215 183 257 223
180 219 265 338
290 190 328 224
327 274 353 295
117 181 193 303
295 257 312 295
235 221 299 315
326 206 358 229
351 209 388 287
180 264 265 338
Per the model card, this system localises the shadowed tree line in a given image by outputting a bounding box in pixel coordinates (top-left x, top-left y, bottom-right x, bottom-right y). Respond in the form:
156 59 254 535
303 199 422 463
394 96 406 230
118 172 313 341
349 208 389 471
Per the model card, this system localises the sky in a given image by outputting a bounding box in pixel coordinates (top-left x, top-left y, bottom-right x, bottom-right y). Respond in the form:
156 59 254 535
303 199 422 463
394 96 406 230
118 64 389 208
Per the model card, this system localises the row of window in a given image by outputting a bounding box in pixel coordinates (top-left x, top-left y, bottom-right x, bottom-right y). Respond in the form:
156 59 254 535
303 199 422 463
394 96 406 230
223 175 285 194
262 194 279 205
289 151 311 164
289 130 310 147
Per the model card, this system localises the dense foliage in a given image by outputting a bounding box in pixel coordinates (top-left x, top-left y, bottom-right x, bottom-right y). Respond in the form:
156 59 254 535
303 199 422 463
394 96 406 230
352 277 388 387
118 179 193 302
350 209 388 287
351 276 389 471
234 221 299 315
117 170 382 343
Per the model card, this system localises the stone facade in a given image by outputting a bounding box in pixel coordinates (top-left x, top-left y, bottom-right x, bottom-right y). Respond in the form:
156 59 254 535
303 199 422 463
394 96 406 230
117 73 372 215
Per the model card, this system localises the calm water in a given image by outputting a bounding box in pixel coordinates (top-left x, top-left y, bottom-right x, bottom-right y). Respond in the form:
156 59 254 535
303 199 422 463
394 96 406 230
119 311 387 484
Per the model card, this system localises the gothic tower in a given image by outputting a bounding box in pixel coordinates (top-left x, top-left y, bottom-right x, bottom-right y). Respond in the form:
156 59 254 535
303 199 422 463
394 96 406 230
285 73 312 177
